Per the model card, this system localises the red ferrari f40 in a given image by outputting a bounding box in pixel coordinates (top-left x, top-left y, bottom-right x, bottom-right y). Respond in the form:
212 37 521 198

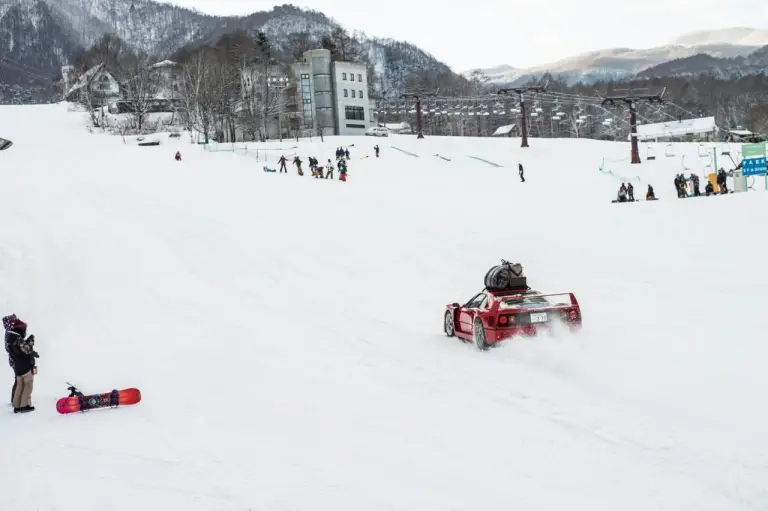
444 288 582 350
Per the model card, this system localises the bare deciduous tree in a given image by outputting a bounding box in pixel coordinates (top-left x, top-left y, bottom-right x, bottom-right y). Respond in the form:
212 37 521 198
178 48 218 143
119 54 161 133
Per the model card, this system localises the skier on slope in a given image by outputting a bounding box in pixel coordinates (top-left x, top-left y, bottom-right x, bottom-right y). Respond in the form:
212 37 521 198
3 314 38 413
518 163 525 182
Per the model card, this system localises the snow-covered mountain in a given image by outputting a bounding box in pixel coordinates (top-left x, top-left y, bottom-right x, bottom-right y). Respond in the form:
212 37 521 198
469 28 768 85
0 0 457 98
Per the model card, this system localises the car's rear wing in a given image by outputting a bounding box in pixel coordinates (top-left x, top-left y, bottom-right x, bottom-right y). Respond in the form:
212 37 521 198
497 292 580 311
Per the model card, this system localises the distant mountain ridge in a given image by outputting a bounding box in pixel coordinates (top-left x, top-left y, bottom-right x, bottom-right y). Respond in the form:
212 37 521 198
0 0 460 100
468 28 768 85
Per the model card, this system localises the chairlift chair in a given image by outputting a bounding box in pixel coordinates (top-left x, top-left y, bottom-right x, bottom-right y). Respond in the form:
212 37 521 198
698 143 709 158
665 143 675 157
646 145 656 160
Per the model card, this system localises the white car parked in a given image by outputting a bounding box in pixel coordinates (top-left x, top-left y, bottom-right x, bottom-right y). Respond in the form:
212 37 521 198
365 127 389 137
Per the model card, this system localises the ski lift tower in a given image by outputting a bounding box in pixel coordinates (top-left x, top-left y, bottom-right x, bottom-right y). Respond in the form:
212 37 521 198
602 87 665 164
497 82 548 148
401 89 438 139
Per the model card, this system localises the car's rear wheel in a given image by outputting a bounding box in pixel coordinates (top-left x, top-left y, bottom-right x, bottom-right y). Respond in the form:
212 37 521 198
444 311 455 337
474 318 489 351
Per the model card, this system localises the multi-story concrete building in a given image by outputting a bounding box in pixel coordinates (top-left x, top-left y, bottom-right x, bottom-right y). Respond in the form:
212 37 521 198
291 49 377 136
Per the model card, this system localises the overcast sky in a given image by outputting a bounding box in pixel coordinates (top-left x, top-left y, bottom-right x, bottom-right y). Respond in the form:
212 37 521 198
156 0 768 71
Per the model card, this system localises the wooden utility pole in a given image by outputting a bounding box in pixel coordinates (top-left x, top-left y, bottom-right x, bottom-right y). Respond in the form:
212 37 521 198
497 83 547 147
602 88 665 164
401 90 438 139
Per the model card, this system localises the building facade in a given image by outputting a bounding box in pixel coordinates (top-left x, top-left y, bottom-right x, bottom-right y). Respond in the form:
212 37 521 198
63 63 121 107
291 49 376 136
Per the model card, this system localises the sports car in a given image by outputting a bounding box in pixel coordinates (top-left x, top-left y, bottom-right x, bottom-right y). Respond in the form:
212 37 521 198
444 288 582 350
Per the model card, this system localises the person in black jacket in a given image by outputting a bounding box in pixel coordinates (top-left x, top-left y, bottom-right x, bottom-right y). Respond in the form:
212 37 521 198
3 314 38 413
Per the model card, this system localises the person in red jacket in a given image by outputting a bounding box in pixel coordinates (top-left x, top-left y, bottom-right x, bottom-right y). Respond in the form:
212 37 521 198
175 151 181 161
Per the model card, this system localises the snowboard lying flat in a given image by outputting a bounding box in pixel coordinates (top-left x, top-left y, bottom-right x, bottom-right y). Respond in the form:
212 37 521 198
56 388 141 414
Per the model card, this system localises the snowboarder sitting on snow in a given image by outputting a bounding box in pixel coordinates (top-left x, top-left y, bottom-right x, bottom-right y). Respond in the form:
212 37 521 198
312 166 323 178
646 184 655 200
3 314 38 413
705 181 715 195
175 151 181 161
617 183 628 202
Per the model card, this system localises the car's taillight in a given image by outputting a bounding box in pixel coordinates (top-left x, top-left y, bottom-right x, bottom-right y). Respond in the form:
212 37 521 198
498 315 515 326
569 310 578 320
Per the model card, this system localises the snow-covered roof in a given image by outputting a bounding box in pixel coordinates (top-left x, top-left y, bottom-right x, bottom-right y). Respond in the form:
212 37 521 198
151 60 179 68
492 124 517 136
727 129 754 136
384 122 409 130
633 117 717 141
65 63 104 97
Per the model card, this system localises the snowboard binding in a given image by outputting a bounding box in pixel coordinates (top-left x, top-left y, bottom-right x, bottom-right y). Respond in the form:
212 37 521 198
65 383 119 411
66 382 84 398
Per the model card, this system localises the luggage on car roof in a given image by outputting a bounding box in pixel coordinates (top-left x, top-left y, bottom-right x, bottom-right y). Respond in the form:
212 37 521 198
484 260 527 291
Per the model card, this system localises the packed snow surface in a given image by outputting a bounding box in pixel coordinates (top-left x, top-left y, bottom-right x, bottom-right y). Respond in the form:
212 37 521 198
1 103 767 510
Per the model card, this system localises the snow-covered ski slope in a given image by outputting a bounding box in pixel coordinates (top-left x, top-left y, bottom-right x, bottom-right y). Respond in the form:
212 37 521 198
1 103 767 511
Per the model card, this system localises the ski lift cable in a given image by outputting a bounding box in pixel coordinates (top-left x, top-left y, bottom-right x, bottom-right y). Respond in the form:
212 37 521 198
0 56 52 80
0 59 51 83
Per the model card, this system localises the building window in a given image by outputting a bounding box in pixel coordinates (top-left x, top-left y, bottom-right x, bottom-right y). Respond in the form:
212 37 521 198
345 106 365 121
342 72 347 80
350 74 355 82
357 74 362 81
301 73 309 79
359 90 363 98
351 90 356 98
344 89 348 97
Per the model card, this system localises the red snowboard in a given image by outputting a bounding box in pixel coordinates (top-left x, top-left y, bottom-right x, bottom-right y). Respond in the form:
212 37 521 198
56 388 141 414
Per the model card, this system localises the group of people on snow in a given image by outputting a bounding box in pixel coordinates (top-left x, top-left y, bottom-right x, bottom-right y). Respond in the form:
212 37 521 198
674 169 729 198
617 182 656 202
272 144 380 182
4 314 38 414
281 153 349 181
617 166 734 203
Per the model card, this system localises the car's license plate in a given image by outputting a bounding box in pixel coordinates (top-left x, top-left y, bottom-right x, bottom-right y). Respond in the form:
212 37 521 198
530 312 547 323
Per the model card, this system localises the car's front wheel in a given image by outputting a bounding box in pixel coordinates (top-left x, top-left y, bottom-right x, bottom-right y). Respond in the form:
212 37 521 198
444 311 455 337
474 318 489 351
